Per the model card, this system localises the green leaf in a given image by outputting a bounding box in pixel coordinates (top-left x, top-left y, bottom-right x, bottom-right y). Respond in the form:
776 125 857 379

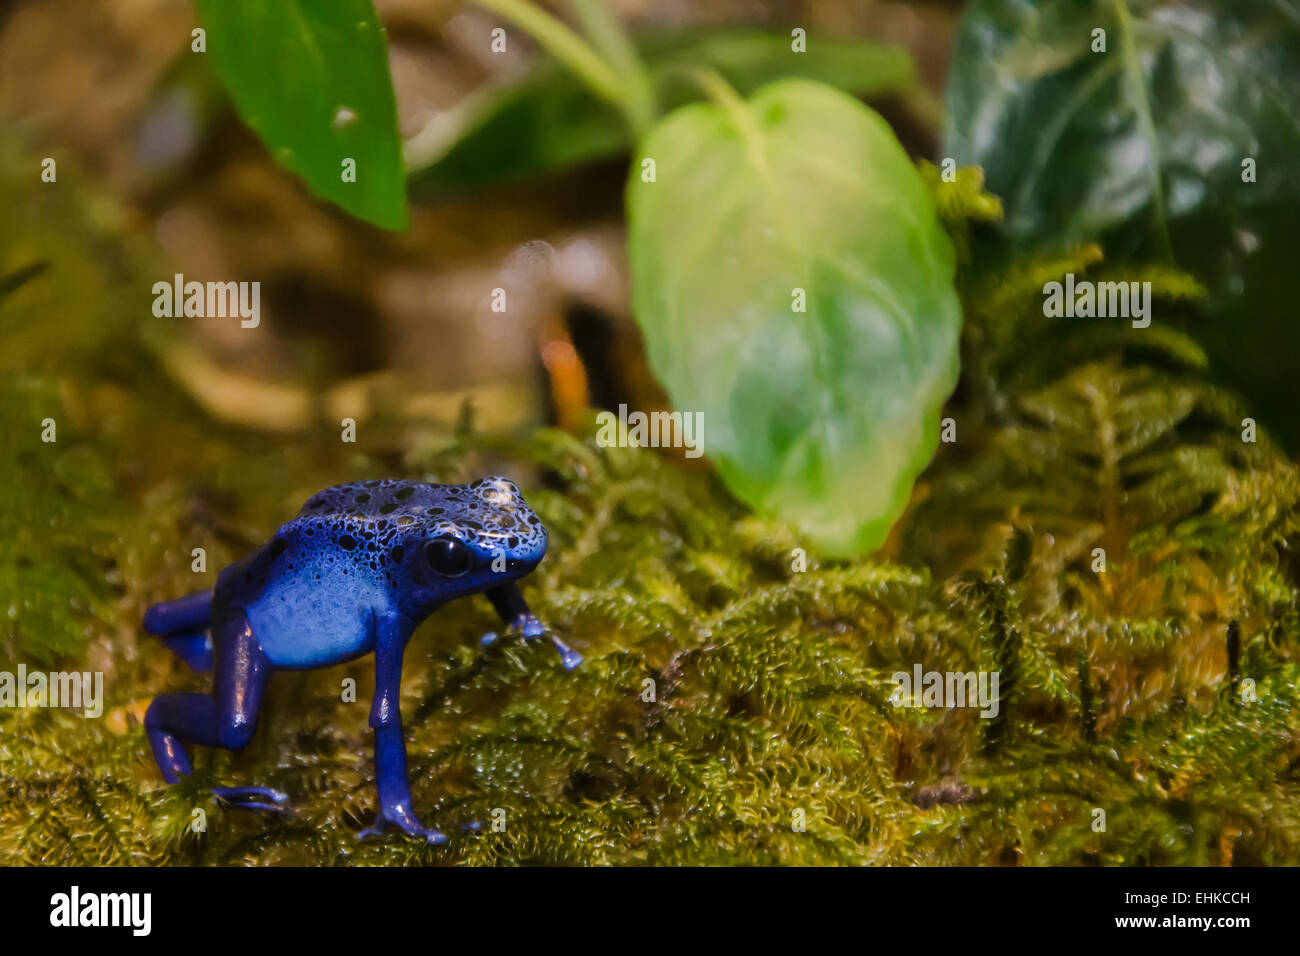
943 0 1300 446
193 0 408 230
408 30 914 197
627 79 961 557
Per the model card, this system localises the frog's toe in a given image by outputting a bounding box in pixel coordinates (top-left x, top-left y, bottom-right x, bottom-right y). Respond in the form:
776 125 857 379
422 827 450 846
359 808 449 845
479 629 499 648
516 615 546 640
212 785 290 812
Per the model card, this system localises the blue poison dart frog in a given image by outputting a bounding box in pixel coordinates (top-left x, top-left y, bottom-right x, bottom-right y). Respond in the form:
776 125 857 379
143 476 580 845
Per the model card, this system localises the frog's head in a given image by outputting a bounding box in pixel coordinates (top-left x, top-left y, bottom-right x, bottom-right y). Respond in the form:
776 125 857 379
387 476 548 616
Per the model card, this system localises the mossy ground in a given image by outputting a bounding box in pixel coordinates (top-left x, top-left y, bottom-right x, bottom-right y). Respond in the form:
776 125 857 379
2 145 1298 866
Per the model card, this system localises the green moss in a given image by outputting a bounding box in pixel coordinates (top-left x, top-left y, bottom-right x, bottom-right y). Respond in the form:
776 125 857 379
2 147 1297 866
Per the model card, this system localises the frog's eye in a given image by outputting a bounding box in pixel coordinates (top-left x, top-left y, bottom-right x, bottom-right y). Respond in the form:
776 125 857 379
424 537 472 577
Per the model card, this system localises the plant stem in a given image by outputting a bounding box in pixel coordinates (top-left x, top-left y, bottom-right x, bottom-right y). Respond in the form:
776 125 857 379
566 0 655 134
667 65 762 155
675 65 747 118
472 0 630 122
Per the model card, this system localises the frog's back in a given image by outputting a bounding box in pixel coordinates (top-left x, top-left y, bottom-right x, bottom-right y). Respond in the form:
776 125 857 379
224 479 545 669
224 482 426 668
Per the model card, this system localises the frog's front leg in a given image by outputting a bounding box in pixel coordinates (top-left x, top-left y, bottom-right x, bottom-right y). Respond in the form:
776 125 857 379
482 582 582 670
145 608 288 812
359 611 448 846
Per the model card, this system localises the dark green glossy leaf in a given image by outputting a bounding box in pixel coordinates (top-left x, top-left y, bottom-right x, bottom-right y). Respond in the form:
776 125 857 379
194 0 408 230
943 0 1300 445
627 79 961 557
408 30 914 197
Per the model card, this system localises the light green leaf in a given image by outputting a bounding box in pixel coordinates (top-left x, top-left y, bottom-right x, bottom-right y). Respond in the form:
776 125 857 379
627 79 961 557
194 0 408 230
408 30 914 197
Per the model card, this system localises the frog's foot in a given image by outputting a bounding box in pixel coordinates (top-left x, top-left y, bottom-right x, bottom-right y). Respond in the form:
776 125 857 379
478 614 542 646
512 614 583 670
212 785 291 813
479 614 581 669
359 804 448 846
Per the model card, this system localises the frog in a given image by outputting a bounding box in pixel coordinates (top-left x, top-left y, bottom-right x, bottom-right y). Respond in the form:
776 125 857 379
142 476 580 845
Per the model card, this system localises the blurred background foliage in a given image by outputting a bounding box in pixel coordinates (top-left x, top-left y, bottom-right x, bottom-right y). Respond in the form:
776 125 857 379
946 0 1300 450
1 0 1298 865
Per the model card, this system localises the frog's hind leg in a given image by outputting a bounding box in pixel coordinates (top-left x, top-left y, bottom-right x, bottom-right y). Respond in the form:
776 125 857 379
144 589 215 672
143 588 213 636
158 630 214 672
145 609 287 811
